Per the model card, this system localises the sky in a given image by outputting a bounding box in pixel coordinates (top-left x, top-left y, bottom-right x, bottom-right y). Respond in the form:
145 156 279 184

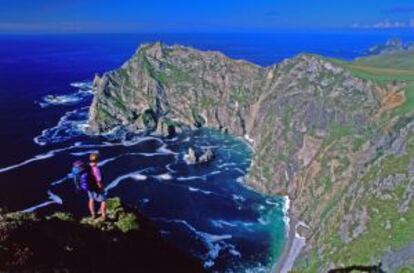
1 0 414 33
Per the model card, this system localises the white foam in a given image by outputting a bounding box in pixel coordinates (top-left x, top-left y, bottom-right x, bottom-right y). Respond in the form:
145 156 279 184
48 190 63 204
210 220 238 228
265 199 279 206
0 152 54 173
232 194 246 202
70 81 93 90
70 150 99 156
177 175 206 181
131 173 147 180
207 170 221 176
236 176 244 183
140 152 172 157
229 248 242 257
22 190 63 213
165 163 176 173
122 136 163 147
155 173 173 180
199 145 219 149
105 170 148 192
258 217 270 225
156 144 178 155
98 156 122 167
217 162 237 168
234 168 246 175
38 89 92 107
283 196 291 235
0 141 116 174
34 107 89 145
51 177 67 186
152 217 233 268
188 187 212 195
22 201 56 213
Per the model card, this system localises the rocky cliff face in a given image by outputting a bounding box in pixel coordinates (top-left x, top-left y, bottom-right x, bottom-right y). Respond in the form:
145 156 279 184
88 43 414 272
88 42 266 136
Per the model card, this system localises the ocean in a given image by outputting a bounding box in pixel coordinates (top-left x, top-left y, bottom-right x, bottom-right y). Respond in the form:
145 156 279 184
0 30 413 273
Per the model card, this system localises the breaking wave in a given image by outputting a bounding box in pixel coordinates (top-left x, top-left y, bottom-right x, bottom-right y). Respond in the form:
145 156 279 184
38 81 93 108
152 217 239 268
33 107 89 146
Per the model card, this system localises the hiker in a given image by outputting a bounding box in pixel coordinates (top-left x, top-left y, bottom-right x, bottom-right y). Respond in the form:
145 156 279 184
81 153 107 220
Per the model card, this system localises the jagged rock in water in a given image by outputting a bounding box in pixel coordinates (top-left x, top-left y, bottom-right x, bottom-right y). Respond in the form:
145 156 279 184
184 147 197 164
198 148 214 164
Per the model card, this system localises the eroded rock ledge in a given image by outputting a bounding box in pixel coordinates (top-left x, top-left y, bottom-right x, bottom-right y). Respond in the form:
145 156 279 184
0 198 204 273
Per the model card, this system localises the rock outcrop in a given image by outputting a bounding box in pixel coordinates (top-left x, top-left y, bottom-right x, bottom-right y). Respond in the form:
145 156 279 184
184 147 197 164
87 43 414 272
184 147 215 164
0 198 204 273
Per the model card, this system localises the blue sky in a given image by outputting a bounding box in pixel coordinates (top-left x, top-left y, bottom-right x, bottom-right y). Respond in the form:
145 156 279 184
1 0 414 33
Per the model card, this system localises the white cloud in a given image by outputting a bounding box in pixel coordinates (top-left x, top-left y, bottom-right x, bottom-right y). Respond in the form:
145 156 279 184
376 20 406 28
352 19 409 29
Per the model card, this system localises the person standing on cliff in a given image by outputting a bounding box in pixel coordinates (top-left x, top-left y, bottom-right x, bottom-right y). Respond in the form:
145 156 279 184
87 153 107 221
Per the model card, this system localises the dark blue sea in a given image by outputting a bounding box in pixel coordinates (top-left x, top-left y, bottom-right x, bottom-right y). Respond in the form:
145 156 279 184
0 30 413 273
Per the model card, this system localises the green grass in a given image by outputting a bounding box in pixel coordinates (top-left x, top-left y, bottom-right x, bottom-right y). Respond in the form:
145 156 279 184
329 196 414 265
355 51 414 71
325 122 353 145
329 50 414 81
380 153 411 176
397 266 414 273
394 82 414 116
331 52 414 117
48 212 75 222
115 213 139 233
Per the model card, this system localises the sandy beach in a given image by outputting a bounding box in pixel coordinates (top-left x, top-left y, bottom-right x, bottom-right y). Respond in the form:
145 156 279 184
272 203 307 273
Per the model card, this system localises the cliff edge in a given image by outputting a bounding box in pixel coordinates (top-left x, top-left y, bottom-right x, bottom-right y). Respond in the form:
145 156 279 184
0 198 204 273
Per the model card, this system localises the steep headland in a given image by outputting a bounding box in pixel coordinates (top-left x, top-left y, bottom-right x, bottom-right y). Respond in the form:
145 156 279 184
87 42 414 272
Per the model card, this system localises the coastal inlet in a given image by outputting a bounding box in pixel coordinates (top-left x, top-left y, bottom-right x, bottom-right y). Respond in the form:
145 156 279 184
0 82 287 273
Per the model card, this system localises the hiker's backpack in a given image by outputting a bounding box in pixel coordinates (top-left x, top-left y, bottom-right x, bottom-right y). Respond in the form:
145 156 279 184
70 162 84 191
80 165 99 192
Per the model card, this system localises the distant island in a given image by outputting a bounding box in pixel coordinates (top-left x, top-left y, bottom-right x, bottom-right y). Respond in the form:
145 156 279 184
86 39 414 272
367 38 414 56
